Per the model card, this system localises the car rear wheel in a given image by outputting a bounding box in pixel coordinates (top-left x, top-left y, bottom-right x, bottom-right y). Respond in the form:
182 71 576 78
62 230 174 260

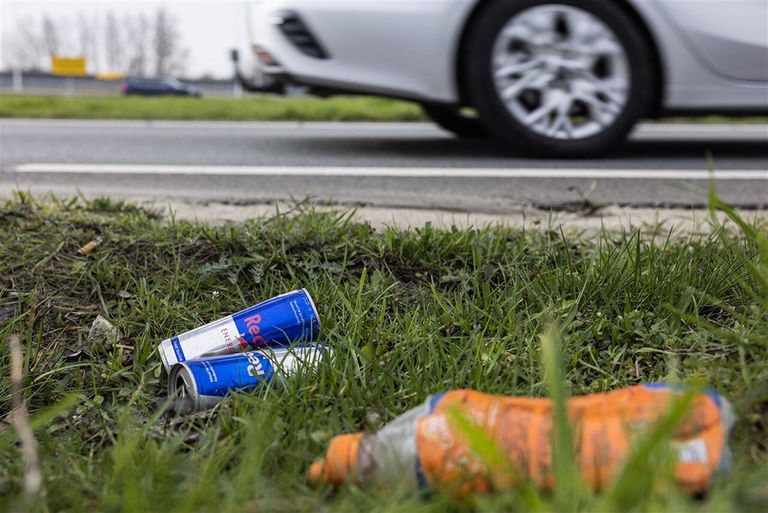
420 103 488 139
464 0 655 157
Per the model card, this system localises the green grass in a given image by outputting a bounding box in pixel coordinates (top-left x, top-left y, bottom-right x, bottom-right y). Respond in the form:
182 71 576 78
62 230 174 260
0 94 426 121
0 192 767 512
2 94 767 123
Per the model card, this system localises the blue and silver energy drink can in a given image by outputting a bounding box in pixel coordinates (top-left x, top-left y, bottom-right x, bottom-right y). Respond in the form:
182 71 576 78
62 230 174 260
168 343 330 411
158 289 320 371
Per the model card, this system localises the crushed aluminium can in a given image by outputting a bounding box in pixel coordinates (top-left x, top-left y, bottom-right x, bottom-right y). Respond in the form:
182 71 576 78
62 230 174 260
167 343 330 411
158 289 320 372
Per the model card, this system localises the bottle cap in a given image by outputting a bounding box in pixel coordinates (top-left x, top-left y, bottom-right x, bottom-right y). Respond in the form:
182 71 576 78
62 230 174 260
308 433 363 486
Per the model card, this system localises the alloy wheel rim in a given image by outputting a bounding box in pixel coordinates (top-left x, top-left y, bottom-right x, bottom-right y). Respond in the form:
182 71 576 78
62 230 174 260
491 4 630 140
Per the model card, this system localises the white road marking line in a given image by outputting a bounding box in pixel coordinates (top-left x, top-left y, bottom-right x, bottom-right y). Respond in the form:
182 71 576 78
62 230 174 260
0 120 441 131
10 164 767 180
3 119 767 137
634 123 768 134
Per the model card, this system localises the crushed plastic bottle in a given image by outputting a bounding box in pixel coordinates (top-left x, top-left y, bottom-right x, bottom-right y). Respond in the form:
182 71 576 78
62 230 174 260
308 384 734 496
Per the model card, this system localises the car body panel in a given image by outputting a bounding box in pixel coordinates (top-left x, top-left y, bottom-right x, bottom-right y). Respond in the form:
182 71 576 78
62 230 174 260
249 0 768 111
630 0 768 108
652 0 768 82
250 0 476 101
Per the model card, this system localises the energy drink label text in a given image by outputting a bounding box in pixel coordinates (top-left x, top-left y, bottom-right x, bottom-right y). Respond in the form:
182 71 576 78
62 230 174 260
158 289 320 371
168 343 330 411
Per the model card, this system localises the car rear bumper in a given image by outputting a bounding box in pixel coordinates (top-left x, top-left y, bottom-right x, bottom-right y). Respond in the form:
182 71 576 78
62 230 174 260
246 0 477 103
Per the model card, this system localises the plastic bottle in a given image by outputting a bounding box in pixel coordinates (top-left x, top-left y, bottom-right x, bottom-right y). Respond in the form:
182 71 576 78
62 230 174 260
308 384 734 496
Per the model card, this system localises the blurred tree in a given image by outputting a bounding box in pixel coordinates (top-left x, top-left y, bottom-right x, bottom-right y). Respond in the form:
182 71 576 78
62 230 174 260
77 14 100 74
42 16 60 58
2 17 47 69
2 8 188 77
3 15 77 70
104 11 124 72
152 8 188 76
124 13 150 76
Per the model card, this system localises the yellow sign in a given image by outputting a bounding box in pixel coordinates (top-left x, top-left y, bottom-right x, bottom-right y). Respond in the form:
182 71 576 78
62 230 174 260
52 57 86 76
96 71 125 81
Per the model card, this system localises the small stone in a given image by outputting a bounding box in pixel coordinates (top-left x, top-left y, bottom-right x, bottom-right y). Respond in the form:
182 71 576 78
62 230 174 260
89 315 119 349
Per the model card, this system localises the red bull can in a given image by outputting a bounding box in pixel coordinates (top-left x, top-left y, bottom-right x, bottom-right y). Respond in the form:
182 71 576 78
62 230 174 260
167 343 330 411
158 289 320 372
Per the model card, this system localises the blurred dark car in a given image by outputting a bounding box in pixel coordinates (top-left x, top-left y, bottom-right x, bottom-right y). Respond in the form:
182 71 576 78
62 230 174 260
122 77 202 97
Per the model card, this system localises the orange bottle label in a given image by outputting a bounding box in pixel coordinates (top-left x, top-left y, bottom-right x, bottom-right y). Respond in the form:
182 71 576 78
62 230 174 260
416 386 725 495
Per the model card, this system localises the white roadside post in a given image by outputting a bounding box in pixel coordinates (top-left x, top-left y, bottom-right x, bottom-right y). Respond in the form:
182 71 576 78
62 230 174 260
12 68 23 93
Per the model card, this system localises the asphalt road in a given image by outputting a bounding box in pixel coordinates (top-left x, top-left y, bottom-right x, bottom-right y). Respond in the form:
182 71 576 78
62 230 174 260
1 119 766 213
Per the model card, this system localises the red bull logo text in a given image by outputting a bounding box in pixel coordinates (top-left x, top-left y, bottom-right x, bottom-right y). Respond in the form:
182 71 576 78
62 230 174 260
158 289 321 371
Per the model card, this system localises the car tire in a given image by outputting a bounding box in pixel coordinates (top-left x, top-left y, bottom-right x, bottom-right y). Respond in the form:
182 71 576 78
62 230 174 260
420 103 488 139
464 0 655 157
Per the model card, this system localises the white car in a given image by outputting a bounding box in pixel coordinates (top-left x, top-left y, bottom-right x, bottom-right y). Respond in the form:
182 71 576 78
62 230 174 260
247 0 768 156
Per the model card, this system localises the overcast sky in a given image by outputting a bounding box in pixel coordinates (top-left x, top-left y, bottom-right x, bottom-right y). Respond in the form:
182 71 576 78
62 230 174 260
0 0 252 77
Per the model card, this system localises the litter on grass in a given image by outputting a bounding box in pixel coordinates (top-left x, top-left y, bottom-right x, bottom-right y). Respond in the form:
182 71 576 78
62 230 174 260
309 384 734 496
167 343 330 412
152 290 735 497
77 237 103 255
157 289 320 371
